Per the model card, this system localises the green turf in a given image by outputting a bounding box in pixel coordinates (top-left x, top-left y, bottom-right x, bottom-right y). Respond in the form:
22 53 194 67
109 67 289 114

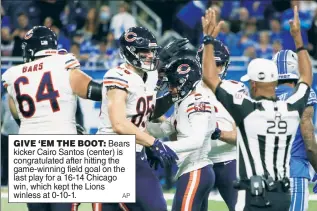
1 187 317 211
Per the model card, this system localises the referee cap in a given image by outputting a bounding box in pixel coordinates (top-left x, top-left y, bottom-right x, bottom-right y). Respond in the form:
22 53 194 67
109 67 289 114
272 50 299 81
240 58 278 82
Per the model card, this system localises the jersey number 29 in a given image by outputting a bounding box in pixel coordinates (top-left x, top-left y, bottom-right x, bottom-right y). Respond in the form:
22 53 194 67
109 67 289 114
14 71 60 118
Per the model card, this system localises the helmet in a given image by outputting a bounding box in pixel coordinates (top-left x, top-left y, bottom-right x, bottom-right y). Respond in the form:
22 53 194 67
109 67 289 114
196 39 230 79
272 50 299 81
22 26 58 63
165 57 201 102
119 26 159 72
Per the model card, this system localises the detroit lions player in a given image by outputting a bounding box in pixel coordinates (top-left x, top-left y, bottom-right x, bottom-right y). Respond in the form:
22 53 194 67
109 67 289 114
273 49 317 211
146 56 217 211
195 39 249 211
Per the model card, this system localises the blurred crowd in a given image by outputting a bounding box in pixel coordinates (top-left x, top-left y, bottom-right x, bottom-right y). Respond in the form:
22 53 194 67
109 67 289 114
1 0 138 69
173 0 317 61
2 0 317 70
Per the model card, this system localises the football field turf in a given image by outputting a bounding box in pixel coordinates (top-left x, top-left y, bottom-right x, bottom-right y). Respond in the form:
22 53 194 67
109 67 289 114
1 187 317 211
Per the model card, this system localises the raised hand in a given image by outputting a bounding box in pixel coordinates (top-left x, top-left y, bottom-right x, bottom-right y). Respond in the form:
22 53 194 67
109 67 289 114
289 5 301 38
159 38 189 64
201 8 224 38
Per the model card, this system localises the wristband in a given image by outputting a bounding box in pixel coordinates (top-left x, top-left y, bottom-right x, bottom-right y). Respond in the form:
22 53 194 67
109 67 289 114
203 35 215 45
296 46 306 53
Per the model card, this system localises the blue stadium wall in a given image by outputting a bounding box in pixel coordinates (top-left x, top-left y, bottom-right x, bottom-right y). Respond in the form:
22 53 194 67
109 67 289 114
1 68 317 134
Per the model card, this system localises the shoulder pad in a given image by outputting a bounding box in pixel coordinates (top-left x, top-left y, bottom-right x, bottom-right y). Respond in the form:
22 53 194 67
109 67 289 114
103 67 130 89
186 93 213 117
307 88 317 106
64 53 80 70
222 80 250 96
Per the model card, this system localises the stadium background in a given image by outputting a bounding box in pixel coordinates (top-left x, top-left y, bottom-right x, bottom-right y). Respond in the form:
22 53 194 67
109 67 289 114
1 0 317 210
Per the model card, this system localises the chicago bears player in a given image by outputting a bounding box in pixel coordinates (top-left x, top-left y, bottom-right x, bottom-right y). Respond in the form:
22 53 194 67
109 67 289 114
1 26 102 211
146 56 217 211
96 26 179 211
195 39 249 211
273 49 317 211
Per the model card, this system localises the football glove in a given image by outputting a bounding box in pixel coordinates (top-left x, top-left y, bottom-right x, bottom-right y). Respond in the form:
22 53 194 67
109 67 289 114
158 38 189 64
211 127 221 140
146 139 178 169
76 124 86 135
145 147 163 170
312 173 317 193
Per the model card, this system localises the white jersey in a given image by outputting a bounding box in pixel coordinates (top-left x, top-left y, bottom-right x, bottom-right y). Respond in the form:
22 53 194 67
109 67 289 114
196 80 249 163
146 91 216 178
97 64 157 152
2 53 80 134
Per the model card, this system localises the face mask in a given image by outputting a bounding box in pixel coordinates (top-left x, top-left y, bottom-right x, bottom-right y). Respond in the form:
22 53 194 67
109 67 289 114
100 12 110 21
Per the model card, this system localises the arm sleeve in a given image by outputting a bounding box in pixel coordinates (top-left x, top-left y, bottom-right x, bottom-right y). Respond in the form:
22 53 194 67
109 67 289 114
215 82 255 126
146 117 175 138
286 82 311 118
151 93 174 120
164 101 215 153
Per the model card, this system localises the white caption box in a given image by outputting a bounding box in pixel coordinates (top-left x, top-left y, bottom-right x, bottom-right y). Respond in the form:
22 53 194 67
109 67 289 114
8 135 136 203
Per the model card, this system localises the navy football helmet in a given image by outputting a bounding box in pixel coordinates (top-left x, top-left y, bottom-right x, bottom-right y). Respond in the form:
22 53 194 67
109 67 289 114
196 39 230 79
22 26 58 63
119 26 159 72
165 57 201 102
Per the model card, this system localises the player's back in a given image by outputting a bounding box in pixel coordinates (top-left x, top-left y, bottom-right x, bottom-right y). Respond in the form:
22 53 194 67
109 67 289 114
276 84 317 178
2 53 79 134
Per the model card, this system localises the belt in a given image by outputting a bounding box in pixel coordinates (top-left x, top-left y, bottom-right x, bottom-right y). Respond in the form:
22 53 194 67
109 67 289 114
234 177 290 193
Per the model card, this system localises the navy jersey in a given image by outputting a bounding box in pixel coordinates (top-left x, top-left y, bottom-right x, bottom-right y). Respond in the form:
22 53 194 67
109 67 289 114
276 85 317 179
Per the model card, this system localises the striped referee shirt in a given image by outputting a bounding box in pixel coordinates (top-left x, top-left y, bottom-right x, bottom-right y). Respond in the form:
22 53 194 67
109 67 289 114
215 82 310 181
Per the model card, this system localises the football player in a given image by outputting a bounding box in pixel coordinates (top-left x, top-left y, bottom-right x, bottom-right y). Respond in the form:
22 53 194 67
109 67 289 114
146 56 217 211
195 39 249 211
96 26 179 211
273 49 317 211
1 26 102 211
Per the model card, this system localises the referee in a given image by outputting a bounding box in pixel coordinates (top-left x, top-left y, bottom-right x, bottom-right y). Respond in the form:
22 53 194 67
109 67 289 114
200 6 312 211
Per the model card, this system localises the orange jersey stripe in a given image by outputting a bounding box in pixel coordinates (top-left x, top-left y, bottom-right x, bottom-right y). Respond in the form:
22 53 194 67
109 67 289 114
92 203 102 211
188 169 201 211
119 203 130 211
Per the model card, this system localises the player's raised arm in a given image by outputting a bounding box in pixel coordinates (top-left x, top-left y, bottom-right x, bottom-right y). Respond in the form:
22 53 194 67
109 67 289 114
201 8 223 93
290 6 312 86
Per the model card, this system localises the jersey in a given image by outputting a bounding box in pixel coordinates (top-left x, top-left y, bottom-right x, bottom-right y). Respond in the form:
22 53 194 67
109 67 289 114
276 84 317 179
1 53 80 134
215 81 310 180
146 90 216 178
97 64 156 152
195 79 249 163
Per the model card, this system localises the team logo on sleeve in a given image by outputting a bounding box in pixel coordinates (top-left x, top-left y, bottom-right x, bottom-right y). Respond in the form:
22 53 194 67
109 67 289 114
177 64 191 74
24 29 34 40
125 32 137 42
